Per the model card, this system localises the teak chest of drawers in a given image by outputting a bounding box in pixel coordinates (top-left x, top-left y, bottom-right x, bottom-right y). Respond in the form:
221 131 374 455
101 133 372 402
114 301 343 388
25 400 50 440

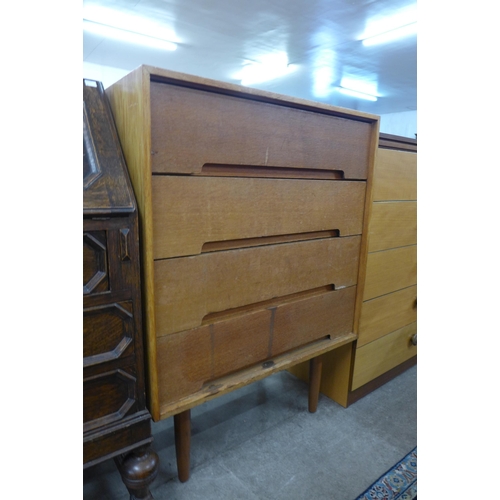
106 65 379 480
83 79 158 499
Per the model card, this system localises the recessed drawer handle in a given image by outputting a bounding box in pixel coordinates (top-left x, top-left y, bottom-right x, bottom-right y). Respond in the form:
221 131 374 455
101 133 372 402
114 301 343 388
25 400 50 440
410 333 417 346
202 163 345 180
201 230 340 253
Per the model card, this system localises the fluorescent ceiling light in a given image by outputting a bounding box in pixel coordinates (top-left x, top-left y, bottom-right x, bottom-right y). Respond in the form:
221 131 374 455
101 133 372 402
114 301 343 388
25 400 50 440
313 66 335 98
362 22 417 46
83 19 177 51
336 87 378 101
234 53 297 86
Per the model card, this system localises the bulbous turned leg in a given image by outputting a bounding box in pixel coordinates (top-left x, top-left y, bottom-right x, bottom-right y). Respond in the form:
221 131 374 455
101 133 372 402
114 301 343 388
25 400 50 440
115 445 159 500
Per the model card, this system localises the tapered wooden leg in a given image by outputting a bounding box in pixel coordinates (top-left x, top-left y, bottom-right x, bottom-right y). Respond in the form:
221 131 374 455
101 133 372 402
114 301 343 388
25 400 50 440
115 445 159 500
308 356 323 413
174 409 191 483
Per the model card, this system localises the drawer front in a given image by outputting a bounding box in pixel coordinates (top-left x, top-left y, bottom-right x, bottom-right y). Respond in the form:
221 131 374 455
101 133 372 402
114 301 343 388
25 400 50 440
156 286 356 406
154 236 361 336
83 301 135 367
367 201 417 253
372 149 417 201
149 81 372 179
152 176 366 259
358 285 417 347
83 368 138 432
83 231 109 294
83 221 139 295
352 322 417 390
83 412 152 466
363 245 417 301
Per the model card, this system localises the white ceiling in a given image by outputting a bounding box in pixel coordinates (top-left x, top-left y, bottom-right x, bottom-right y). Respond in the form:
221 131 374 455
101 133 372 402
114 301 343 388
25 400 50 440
83 0 417 116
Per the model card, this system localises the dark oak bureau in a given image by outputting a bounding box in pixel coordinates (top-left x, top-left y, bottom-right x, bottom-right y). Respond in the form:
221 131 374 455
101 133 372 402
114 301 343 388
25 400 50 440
83 79 158 499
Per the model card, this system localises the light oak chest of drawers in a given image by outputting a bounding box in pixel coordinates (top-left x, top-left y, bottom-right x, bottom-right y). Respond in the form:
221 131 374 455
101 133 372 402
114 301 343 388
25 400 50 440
351 134 417 395
292 133 417 406
106 65 379 479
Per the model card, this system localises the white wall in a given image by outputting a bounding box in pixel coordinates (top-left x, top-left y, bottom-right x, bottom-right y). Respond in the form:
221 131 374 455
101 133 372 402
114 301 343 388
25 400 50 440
379 110 417 139
83 62 129 89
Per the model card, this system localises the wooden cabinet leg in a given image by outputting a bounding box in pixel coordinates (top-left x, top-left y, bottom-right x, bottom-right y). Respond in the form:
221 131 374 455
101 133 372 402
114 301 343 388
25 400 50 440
115 445 159 500
308 356 323 413
174 409 191 483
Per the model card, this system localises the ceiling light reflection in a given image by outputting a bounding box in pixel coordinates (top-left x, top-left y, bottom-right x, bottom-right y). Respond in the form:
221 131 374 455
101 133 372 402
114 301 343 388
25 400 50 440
84 20 177 51
313 66 335 98
340 75 378 98
359 4 417 46
362 22 416 46
234 53 297 86
311 29 336 98
336 87 378 101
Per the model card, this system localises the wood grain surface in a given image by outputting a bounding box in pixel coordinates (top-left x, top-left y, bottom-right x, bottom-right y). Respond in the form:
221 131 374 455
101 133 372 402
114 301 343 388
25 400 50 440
363 245 417 301
351 322 417 389
372 148 417 201
149 81 372 179
367 201 417 252
152 175 366 258
358 285 417 347
154 236 361 335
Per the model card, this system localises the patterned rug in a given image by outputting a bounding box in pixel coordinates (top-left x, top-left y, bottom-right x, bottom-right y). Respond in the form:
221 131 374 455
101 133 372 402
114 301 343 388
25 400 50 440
355 447 417 499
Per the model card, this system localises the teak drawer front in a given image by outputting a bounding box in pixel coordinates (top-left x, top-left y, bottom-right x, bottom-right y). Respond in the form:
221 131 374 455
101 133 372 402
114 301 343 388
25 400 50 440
152 176 366 259
156 286 356 406
149 81 371 179
372 149 417 201
154 236 361 336
367 201 417 253
363 245 417 301
351 322 417 390
358 285 417 347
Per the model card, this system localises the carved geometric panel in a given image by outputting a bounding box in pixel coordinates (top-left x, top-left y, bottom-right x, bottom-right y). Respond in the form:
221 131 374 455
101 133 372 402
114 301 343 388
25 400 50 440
83 231 109 295
83 302 133 367
83 369 136 432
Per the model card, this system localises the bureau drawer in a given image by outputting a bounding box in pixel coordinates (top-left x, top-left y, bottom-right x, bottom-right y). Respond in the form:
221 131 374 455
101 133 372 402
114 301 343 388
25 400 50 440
154 236 361 336
83 301 135 367
149 81 372 179
358 285 417 347
83 368 138 432
152 176 366 259
83 222 139 295
363 245 417 301
156 286 356 406
83 231 109 295
352 322 417 390
367 201 417 253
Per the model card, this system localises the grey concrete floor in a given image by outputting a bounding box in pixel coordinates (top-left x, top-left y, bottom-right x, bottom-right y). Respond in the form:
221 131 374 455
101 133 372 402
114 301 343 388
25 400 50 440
83 365 417 500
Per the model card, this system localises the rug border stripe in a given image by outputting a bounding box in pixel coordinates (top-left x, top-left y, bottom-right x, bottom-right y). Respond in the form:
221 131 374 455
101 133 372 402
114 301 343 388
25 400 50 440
355 446 417 500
